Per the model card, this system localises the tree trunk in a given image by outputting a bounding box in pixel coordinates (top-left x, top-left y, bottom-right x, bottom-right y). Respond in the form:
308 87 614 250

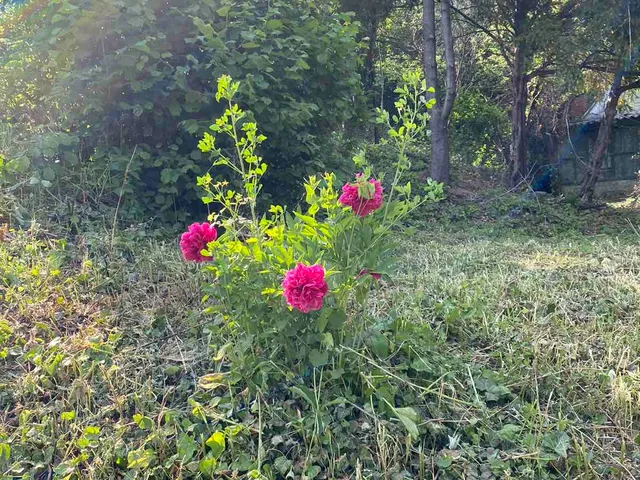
579 72 623 204
423 0 456 184
508 0 528 188
510 46 528 187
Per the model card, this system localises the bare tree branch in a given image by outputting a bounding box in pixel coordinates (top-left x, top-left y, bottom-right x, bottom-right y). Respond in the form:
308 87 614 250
620 78 640 92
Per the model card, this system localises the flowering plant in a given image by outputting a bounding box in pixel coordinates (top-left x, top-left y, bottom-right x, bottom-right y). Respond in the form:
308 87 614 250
181 73 443 382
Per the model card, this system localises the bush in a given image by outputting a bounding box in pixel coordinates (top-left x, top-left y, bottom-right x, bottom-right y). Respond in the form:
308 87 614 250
185 73 438 376
0 0 365 221
167 72 452 477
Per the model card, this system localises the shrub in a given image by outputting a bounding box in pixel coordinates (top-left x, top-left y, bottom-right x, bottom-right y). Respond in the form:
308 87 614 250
0 0 365 220
183 73 441 381
169 74 450 477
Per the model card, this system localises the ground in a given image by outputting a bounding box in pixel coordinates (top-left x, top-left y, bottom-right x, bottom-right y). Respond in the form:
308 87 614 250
2 195 640 479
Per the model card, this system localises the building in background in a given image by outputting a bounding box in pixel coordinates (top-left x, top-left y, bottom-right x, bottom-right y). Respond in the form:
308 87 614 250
559 92 640 196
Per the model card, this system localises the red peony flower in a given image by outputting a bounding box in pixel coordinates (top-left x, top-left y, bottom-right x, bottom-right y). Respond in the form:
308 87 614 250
338 175 383 217
180 222 218 262
281 263 328 313
358 269 382 281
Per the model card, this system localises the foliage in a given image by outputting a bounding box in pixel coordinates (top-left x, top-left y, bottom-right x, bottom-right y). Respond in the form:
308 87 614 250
450 90 510 168
192 74 438 381
0 0 365 220
6 1 640 479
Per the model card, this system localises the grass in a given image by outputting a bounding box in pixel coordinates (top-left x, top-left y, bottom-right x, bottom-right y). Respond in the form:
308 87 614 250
393 226 640 477
2 196 640 479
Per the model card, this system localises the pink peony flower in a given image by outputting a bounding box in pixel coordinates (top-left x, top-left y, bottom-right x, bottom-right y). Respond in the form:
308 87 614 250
358 269 382 281
180 222 218 262
339 175 383 217
281 263 328 313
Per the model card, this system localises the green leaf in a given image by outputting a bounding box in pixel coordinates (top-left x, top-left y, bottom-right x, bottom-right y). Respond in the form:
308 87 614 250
327 309 346 330
199 455 217 476
386 403 420 440
306 465 321 478
267 19 283 30
205 431 226 459
395 411 419 440
0 443 10 462
216 6 231 16
496 424 522 443
274 456 292 475
308 349 328 367
133 413 153 430
178 433 197 462
542 431 571 459
53 461 75 476
435 454 453 469
290 385 316 409
296 59 310 70
193 17 215 37
317 308 331 332
60 411 75 421
168 100 182 117
368 332 389 358
198 372 227 390
395 407 420 423
127 449 156 470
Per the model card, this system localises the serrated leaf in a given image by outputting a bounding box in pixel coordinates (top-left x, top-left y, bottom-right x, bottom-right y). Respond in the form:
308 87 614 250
496 424 522 443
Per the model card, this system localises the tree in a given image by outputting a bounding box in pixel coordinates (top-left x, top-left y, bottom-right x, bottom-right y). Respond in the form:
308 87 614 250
450 0 579 187
578 0 640 203
423 0 457 184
